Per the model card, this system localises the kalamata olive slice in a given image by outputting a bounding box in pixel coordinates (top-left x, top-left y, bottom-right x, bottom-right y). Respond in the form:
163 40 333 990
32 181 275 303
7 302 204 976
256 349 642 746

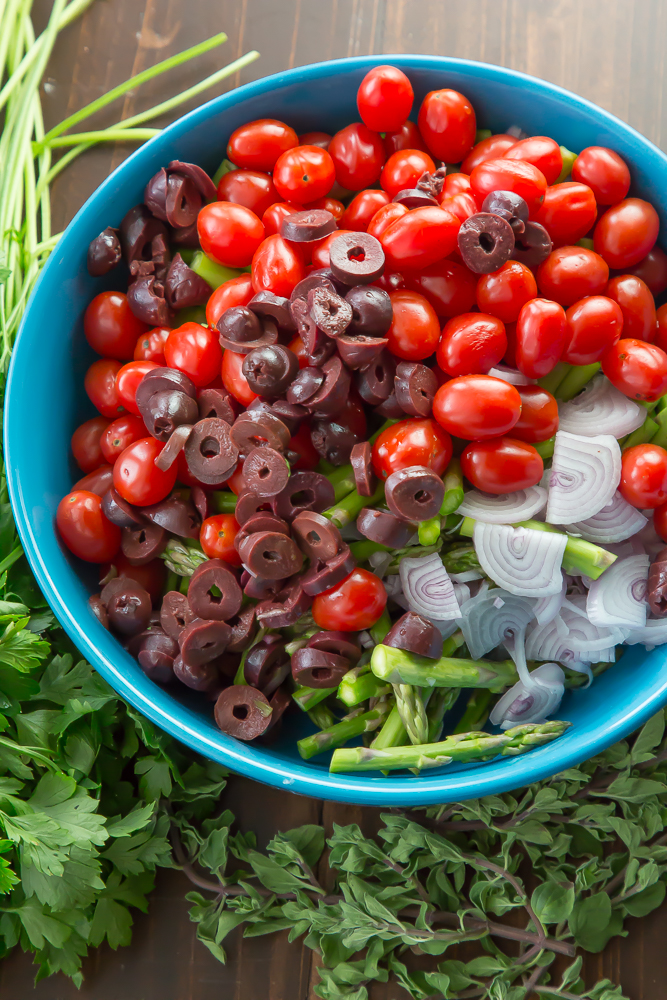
74 465 115 497
136 367 197 414
290 298 336 366
243 573 284 600
190 485 211 523
218 323 279 356
510 221 553 267
141 494 200 538
281 209 337 243
329 232 385 285
375 391 405 419
136 629 179 683
160 591 196 639
106 582 152 637
89 594 109 629
458 212 515 274
271 471 335 521
242 344 299 397
217 305 262 344
310 417 361 466
127 273 173 327
306 355 350 416
173 654 219 692
385 466 444 521
385 611 443 659
394 361 438 417
292 510 342 561
244 635 287 688
170 221 200 249
198 388 236 424
234 513 290 554
184 418 239 485
286 366 324 405
255 579 311 628
165 174 201 228
187 559 243 621
357 507 415 547
227 607 258 652
120 204 169 265
231 411 290 454
101 575 136 606
267 400 308 435
291 271 336 301
144 167 169 220
121 523 166 565
307 287 353 338
356 350 396 405
308 630 362 662
345 285 393 337
155 425 193 471
238 531 303 580
263 685 291 736
167 160 217 202
248 291 295 330
336 334 388 370
164 253 210 310
101 488 144 528
242 446 290 497
142 389 199 442
481 190 529 235
234 490 273 525
214 685 272 740
291 647 350 688
393 188 438 208
647 548 667 617
300 545 355 596
179 618 232 667
350 441 376 497
87 227 121 276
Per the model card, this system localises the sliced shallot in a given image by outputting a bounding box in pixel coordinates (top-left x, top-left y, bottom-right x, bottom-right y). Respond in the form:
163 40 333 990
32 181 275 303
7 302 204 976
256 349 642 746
566 492 647 544
459 587 535 660
490 663 565 730
546 430 621 524
399 553 461 621
586 553 649 629
473 522 567 597
557 375 644 438
458 486 547 523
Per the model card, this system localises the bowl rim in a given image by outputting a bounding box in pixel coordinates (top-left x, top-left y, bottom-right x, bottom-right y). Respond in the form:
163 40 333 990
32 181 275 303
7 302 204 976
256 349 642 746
7 53 667 805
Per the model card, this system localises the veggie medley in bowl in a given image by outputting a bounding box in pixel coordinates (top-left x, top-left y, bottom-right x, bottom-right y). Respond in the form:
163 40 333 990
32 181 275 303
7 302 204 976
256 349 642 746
52 60 667 777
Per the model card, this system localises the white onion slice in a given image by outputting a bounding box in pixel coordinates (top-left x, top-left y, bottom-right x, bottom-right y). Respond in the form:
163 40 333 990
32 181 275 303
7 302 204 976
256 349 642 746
459 588 535 660
586 553 649 629
625 619 667 646
534 575 566 625
546 431 621 524
399 553 461 621
473 522 567 597
490 663 565 729
558 375 644 438
487 365 535 385
565 492 647 544
458 486 547 523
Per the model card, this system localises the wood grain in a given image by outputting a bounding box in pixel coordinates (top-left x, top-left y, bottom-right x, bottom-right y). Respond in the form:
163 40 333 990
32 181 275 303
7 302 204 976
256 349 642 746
2 1 667 996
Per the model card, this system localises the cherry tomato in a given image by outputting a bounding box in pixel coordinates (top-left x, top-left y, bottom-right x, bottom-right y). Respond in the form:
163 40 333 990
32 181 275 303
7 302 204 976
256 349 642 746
461 437 544 494
534 182 597 247
310 229 355 269
71 416 110 473
504 136 563 185
514 298 567 378
306 196 345 220
594 198 660 269
433 374 521 440
312 567 387 632
164 323 221 388
115 360 159 415
383 120 429 156
298 131 332 149
512 385 559 443
134 326 170 364
221 348 258 406
654 502 667 541
200 514 242 566
261 202 298 237
198 202 264 268
625 247 667 296
251 234 306 297
340 189 390 232
380 206 460 271
418 89 476 163
437 312 506 376
571 146 631 204
328 124 385 191
606 274 656 342
536 246 609 307
460 134 518 175
620 444 667 508
288 422 319 470
439 191 479 224
84 358 125 418
601 338 667 401
113 437 177 506
656 304 667 353
101 552 166 603
471 158 547 217
216 169 279 218
443 172 472 198
562 296 624 365
72 465 114 496
357 65 414 132
205 273 254 328
100 414 146 465
372 417 452 479
403 258 477 319
273 144 336 203
84 291 147 360
57 490 121 563
227 118 298 171
386 290 441 361
475 261 537 323
366 203 408 241
380 149 436 199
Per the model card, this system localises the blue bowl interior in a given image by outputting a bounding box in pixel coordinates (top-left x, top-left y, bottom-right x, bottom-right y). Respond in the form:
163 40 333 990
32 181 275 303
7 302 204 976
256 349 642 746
7 55 667 806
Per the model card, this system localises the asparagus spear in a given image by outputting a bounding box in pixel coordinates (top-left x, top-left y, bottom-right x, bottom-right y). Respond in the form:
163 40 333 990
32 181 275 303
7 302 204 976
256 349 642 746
292 685 332 712
349 539 391 561
555 145 577 183
370 608 392 644
307 703 337 730
555 362 600 401
453 689 492 734
297 704 390 759
338 666 391 708
329 720 572 773
371 703 409 749
533 436 555 460
161 538 209 577
426 688 460 743
326 464 356 502
210 490 238 514
392 683 429 745
622 413 659 450
371 644 517 692
418 517 441 545
440 457 464 516
190 250 242 289
536 361 571 396
323 480 385 528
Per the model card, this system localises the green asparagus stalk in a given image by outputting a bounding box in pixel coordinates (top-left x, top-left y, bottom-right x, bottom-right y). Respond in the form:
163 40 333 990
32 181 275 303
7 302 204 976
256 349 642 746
349 539 391 562
330 721 572 772
371 703 408 749
161 539 209 577
323 480 385 528
307 703 337 730
292 686 332 712
210 491 238 514
190 250 242 289
174 305 207 326
475 128 493 142
326 464 356 502
440 457 464 515
297 704 390 759
533 436 555 460
371 644 516 692
536 362 571 396
556 362 600 401
426 688 459 742
392 683 429 745
418 517 441 546
164 570 180 595
212 157 236 185
622 414 659 451
453 689 493 734
338 666 390 707
556 146 577 183
576 237 594 250
370 607 392 644
441 544 481 575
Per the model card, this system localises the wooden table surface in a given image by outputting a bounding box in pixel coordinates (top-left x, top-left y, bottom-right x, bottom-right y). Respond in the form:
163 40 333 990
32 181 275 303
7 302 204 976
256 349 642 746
3 1 667 997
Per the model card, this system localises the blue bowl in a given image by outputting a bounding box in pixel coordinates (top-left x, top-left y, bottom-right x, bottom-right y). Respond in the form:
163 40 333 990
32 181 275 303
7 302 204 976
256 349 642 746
7 55 667 806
